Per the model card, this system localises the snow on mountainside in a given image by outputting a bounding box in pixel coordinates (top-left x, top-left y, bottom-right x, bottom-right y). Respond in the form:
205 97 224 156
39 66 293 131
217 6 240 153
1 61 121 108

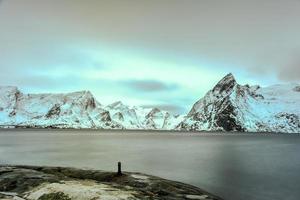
0 87 121 129
143 107 184 130
177 73 300 133
105 101 146 129
0 87 182 130
105 101 182 130
0 73 299 133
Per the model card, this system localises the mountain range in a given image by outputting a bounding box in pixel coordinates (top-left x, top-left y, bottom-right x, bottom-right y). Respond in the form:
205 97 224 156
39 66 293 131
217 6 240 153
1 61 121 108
0 73 299 133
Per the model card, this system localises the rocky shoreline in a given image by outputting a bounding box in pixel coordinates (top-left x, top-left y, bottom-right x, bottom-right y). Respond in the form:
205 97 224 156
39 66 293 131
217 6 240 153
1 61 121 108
0 165 223 200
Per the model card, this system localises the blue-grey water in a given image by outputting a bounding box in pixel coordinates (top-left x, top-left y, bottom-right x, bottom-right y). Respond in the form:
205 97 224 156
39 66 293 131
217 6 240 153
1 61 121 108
0 130 299 200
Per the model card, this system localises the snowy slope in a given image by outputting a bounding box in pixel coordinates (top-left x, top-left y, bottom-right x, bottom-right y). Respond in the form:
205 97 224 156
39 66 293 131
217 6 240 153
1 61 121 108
105 101 182 130
143 108 184 130
0 87 182 130
0 87 121 129
177 73 300 133
105 101 145 129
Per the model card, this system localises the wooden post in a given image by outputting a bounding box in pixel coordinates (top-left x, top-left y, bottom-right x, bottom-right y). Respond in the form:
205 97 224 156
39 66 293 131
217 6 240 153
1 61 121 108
117 161 122 176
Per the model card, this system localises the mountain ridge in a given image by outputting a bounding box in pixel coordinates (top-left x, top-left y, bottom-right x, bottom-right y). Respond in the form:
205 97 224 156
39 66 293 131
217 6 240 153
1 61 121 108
0 73 299 133
178 73 299 133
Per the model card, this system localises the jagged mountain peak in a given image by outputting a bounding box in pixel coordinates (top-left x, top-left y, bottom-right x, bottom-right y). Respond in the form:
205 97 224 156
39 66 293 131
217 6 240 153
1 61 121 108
293 85 300 92
146 108 162 118
58 90 97 110
0 86 21 99
179 75 300 133
187 74 239 117
221 73 236 82
81 90 94 97
212 73 237 94
150 107 161 113
113 112 124 121
64 90 94 99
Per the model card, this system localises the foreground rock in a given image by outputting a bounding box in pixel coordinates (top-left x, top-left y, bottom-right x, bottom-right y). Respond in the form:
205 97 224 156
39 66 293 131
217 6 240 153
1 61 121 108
0 165 222 200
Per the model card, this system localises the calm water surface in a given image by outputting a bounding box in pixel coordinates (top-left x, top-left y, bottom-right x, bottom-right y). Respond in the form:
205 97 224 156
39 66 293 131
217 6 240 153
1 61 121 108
0 130 300 200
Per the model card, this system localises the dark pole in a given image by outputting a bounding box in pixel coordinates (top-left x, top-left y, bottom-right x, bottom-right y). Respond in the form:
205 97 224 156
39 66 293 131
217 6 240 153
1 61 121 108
117 161 122 176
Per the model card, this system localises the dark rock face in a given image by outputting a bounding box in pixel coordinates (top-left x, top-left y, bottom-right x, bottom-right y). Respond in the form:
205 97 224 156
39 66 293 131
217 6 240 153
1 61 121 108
113 112 124 121
189 98 243 131
39 192 71 200
145 118 156 129
46 104 61 118
214 99 244 131
181 73 247 131
80 91 97 110
0 167 59 193
293 86 300 92
275 113 300 129
144 108 164 129
8 89 21 117
100 111 111 122
85 97 96 110
8 110 16 117
146 108 161 119
212 73 237 94
162 112 171 128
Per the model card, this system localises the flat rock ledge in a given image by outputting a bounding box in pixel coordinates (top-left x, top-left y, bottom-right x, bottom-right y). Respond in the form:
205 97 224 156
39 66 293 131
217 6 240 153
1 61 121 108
0 165 223 200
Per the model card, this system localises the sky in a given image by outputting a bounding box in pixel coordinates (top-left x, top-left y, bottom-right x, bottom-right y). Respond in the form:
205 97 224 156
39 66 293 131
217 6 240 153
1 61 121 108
0 0 300 114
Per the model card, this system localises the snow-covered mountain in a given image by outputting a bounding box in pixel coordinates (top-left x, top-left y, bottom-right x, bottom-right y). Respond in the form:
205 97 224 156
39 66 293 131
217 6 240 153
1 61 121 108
105 101 183 130
0 86 121 129
105 101 144 129
0 87 182 130
0 73 299 133
142 107 184 130
177 73 300 133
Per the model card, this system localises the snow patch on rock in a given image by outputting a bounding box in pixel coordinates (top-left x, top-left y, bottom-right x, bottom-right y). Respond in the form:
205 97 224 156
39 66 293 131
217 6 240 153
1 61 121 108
25 180 137 200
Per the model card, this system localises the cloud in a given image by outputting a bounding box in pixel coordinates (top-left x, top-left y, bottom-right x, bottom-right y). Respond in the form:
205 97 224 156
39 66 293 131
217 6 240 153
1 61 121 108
278 55 300 81
2 0 299 82
1 0 300 115
123 80 178 92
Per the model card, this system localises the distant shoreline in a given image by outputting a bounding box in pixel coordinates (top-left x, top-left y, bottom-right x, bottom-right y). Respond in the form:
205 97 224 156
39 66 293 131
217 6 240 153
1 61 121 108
0 127 298 134
1 127 298 135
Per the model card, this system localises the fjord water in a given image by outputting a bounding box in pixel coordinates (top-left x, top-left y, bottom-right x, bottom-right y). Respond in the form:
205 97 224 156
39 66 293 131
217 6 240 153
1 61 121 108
0 130 300 200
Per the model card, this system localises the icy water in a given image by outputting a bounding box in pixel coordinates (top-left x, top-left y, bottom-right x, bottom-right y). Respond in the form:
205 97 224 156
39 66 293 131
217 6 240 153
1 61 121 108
0 130 300 200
